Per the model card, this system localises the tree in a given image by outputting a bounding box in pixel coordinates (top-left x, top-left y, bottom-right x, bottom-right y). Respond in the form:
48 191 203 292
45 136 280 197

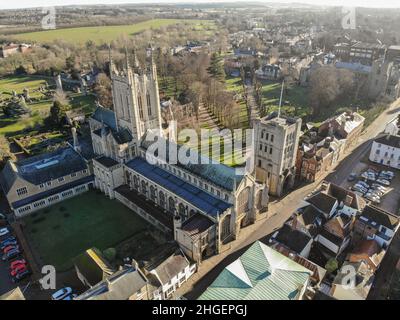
103 248 117 263
309 66 340 117
0 136 15 169
3 97 30 117
46 100 66 128
325 258 339 274
94 73 113 108
207 52 225 82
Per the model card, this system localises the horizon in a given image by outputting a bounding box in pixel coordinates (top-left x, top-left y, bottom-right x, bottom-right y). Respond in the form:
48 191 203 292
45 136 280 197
1 0 400 10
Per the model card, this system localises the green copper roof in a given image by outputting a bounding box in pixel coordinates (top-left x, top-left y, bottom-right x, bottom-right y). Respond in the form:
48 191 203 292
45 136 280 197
198 241 312 300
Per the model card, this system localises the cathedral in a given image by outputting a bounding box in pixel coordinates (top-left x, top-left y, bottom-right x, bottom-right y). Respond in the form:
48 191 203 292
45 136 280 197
89 46 268 263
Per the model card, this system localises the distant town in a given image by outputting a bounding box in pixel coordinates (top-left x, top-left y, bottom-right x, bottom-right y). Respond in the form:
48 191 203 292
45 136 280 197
0 1 399 302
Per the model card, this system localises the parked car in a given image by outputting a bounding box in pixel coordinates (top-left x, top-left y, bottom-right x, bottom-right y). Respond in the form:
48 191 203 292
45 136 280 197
3 245 18 254
357 181 369 189
2 248 20 261
0 228 10 237
10 259 26 271
10 264 28 277
12 269 31 283
0 240 18 250
52 287 73 300
0 236 16 246
372 183 387 191
353 184 368 194
365 193 381 204
63 294 78 300
376 178 390 186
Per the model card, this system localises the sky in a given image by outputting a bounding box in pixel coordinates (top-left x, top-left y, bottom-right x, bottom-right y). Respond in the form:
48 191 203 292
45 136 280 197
0 0 400 10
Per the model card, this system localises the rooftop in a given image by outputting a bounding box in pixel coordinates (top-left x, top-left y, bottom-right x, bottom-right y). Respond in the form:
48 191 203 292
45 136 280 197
198 241 311 300
126 157 232 217
273 224 312 254
0 146 88 193
360 205 399 230
140 132 244 191
374 134 400 149
181 213 214 240
75 267 148 300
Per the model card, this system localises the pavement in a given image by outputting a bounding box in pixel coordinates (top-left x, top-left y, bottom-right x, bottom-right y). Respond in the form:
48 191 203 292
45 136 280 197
176 98 400 300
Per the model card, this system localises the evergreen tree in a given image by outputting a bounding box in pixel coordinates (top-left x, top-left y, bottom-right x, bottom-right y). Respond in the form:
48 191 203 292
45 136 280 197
207 52 225 82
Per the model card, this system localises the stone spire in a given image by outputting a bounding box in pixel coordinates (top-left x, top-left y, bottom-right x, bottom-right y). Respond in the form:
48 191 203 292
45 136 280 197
132 48 140 70
109 44 117 75
124 46 130 70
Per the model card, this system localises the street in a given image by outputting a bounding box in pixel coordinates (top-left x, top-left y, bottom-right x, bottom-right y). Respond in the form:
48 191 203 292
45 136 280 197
177 98 400 300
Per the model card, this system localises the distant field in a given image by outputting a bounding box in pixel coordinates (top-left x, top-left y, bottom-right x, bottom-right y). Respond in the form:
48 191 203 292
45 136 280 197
10 19 214 44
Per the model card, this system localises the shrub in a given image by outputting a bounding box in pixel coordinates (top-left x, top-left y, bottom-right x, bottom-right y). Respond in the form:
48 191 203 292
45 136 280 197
103 248 117 262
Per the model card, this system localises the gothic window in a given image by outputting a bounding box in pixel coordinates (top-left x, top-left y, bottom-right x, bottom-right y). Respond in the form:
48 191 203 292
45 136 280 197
178 203 186 218
133 176 139 189
237 187 250 215
150 185 157 202
138 95 144 120
146 92 152 116
168 197 176 214
159 191 165 208
221 215 231 240
126 96 130 119
120 95 125 118
141 180 147 194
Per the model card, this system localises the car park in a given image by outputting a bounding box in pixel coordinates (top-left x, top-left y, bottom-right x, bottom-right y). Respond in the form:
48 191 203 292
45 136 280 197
52 287 73 300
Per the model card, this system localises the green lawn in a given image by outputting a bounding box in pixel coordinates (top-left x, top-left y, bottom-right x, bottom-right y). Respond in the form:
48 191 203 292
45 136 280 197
225 76 249 128
260 81 310 118
23 190 154 271
10 19 213 44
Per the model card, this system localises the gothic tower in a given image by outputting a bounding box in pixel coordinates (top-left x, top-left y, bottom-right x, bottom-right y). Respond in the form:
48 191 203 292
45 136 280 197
109 45 163 145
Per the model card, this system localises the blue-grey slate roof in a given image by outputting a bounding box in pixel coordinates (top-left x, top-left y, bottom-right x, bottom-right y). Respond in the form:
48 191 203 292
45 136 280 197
140 134 244 191
15 147 88 186
91 106 117 131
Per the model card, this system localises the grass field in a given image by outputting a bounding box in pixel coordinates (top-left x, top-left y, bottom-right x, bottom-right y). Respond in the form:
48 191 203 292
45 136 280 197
225 76 249 128
10 19 214 44
260 81 310 118
0 75 96 136
23 190 157 271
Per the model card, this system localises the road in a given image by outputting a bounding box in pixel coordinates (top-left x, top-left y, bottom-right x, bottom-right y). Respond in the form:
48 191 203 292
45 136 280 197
177 98 400 300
